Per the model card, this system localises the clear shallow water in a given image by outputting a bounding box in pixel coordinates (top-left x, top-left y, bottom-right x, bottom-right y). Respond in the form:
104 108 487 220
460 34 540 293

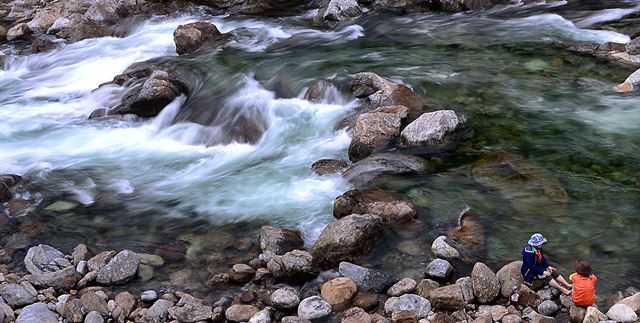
1 1 639 295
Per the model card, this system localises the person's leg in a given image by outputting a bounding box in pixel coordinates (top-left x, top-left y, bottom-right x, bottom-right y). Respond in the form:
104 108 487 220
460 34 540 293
551 269 572 289
548 278 571 295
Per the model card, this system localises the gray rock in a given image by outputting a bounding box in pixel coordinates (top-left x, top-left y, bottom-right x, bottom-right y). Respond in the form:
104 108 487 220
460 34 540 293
270 287 300 311
140 299 173 322
333 189 416 223
401 110 467 154
229 263 255 283
281 316 311 323
24 244 70 274
225 304 259 322
349 111 402 162
6 23 31 41
537 300 559 316
339 262 393 293
259 226 304 255
24 266 82 290
431 236 460 259
583 306 606 323
76 260 88 275
60 298 84 323
425 259 453 280
311 214 384 269
297 296 332 320
558 294 572 309
87 251 117 272
618 292 640 312
384 294 431 319
138 253 164 267
502 313 522 323
173 22 223 55
429 284 465 310
15 303 57 323
471 262 499 304
96 250 140 285
314 0 362 28
84 311 104 323
168 303 212 322
455 276 474 303
0 302 16 323
351 72 424 111
141 290 158 302
267 250 318 283
606 303 637 322
248 308 272 323
342 153 430 186
388 278 417 297
496 261 523 298
626 37 640 55
0 283 37 307
536 287 557 302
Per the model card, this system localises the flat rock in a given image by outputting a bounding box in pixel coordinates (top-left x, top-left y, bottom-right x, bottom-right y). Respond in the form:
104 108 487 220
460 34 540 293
96 250 140 285
311 214 384 269
168 303 213 322
24 266 81 290
339 262 393 293
298 296 332 320
342 153 430 186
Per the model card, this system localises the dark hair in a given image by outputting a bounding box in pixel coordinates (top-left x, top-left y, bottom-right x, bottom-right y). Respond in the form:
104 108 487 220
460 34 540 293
574 259 592 277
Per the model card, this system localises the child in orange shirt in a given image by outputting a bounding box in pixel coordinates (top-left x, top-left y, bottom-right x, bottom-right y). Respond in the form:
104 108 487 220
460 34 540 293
569 259 597 307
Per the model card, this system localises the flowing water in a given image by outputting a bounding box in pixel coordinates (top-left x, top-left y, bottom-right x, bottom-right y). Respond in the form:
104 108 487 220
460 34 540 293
1 0 639 296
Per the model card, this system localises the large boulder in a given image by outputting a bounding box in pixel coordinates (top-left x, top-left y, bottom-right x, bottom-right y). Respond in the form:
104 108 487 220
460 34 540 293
267 250 318 282
606 304 637 322
384 294 431 319
333 189 416 223
400 110 468 155
314 0 362 28
24 266 82 290
618 292 640 312
338 262 393 293
173 22 223 55
15 303 57 323
96 250 140 285
496 261 523 298
351 72 424 111
310 214 384 269
616 68 640 93
24 244 71 274
321 277 357 310
348 108 405 161
429 284 465 310
583 306 606 323
342 153 431 185
471 262 500 304
259 226 304 255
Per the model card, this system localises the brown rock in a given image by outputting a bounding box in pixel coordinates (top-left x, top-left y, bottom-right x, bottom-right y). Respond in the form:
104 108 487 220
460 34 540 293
311 159 350 176
518 284 541 308
447 210 485 248
333 189 416 223
431 312 455 323
112 291 136 321
353 292 379 311
392 310 418 323
259 226 304 255
415 279 440 299
430 284 465 311
471 262 500 304
496 261 523 298
81 291 108 317
87 251 117 272
342 307 371 323
321 277 357 310
60 298 84 323
225 304 259 322
24 266 81 290
173 22 223 55
229 264 255 283
351 72 424 111
569 305 586 323
348 111 402 162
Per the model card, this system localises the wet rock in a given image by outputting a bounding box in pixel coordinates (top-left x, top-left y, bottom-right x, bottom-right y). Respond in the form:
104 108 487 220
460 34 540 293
400 110 468 155
270 287 299 311
84 0 133 23
429 284 465 310
304 80 342 104
6 23 31 41
333 189 416 223
311 159 350 175
24 244 70 274
606 303 637 322
455 276 474 303
342 153 431 185
95 250 140 285
0 283 37 307
415 278 440 299
311 214 384 269
496 261 523 298
112 292 136 321
388 278 417 297
349 110 403 162
583 306 606 323
298 296 332 320
24 266 82 290
384 294 431 319
568 42 640 67
314 0 362 29
342 307 371 323
351 72 424 111
84 311 103 323
15 303 57 323
259 226 304 255
168 303 213 322
471 263 499 305
537 300 558 316
339 262 392 293
616 68 640 93
0 183 12 203
321 277 357 310
56 16 109 42
81 291 108 317
138 253 164 267
173 21 223 55
267 250 318 282
229 263 256 283
431 236 460 260
425 259 453 280
137 264 154 282
0 25 6 42
447 210 485 253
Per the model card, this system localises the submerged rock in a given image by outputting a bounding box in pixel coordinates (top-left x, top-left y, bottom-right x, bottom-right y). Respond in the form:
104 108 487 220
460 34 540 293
400 110 469 155
311 214 384 269
173 22 223 55
351 72 424 111
342 153 431 185
333 189 416 223
311 159 350 175
314 0 362 28
568 42 640 68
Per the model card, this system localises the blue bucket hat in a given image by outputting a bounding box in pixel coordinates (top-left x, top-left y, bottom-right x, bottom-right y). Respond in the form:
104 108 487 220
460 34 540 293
528 233 547 247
